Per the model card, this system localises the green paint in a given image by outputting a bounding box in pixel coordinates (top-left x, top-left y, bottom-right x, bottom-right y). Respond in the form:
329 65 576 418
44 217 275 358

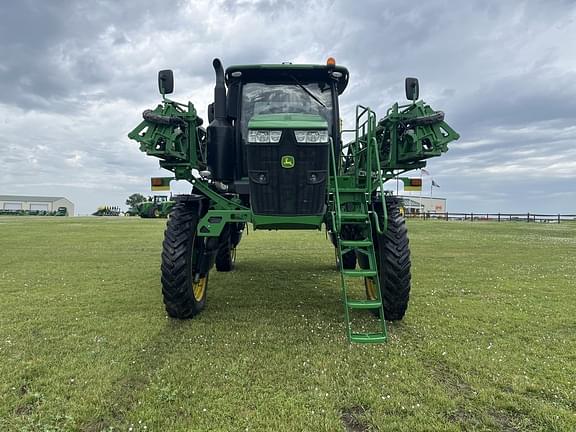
252 214 324 230
248 113 327 130
196 211 323 237
197 210 252 237
281 155 295 169
136 196 174 218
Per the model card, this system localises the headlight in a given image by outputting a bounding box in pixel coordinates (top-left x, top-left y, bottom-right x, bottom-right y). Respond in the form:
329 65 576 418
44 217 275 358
294 131 307 142
248 130 282 143
269 131 282 143
248 129 328 143
294 130 328 143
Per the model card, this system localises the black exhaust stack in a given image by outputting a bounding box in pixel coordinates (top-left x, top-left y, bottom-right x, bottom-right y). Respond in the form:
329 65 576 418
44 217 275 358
207 58 235 181
213 59 227 119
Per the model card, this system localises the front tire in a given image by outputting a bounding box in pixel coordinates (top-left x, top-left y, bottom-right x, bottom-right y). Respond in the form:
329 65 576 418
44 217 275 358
160 201 208 318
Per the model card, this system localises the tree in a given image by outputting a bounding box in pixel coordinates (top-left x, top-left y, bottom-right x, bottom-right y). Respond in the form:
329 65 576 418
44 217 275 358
126 193 147 209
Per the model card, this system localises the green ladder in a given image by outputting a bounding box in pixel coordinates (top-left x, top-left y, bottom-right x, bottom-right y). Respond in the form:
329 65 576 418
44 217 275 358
335 188 387 344
330 104 388 343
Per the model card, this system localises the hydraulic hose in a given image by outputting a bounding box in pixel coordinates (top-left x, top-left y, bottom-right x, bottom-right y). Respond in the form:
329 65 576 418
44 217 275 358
142 109 185 126
407 111 445 126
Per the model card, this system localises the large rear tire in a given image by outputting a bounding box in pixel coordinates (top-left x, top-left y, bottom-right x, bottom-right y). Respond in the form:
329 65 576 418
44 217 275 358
368 198 411 320
160 201 208 318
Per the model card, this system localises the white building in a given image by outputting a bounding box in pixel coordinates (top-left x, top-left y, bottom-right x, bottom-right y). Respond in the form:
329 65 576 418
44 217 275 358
0 195 74 215
398 195 446 214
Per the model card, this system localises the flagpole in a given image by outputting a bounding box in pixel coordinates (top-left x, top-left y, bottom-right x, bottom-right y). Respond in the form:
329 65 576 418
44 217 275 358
419 169 423 215
420 168 431 212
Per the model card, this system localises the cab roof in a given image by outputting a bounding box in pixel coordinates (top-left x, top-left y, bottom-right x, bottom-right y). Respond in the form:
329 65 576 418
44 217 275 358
225 64 350 95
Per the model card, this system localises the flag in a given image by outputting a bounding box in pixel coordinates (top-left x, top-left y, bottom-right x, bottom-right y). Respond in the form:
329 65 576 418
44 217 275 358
402 177 422 192
404 185 421 192
151 177 172 191
421 168 430 176
432 180 440 188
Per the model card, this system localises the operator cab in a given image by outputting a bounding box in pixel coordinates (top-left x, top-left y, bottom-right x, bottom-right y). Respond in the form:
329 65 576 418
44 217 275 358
220 62 349 215
226 63 349 145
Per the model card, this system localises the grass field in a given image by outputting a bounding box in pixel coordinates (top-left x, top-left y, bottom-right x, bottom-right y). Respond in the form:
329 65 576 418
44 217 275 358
0 217 575 431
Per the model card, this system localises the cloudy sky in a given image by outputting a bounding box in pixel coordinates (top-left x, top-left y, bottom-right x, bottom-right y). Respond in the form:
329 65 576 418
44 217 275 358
1 0 575 214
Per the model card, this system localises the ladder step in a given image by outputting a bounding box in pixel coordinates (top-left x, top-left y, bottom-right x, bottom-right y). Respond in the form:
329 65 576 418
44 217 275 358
347 300 382 309
350 333 387 344
342 269 377 278
340 240 372 248
339 188 367 193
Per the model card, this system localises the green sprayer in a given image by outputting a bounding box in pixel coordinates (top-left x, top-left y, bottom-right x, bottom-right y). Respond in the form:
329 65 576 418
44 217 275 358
128 58 459 343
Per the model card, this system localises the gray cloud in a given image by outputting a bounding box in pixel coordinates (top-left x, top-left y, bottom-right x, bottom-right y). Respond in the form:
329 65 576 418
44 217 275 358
1 0 575 214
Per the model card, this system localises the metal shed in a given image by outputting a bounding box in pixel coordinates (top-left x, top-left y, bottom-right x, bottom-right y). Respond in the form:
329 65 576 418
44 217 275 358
0 195 74 216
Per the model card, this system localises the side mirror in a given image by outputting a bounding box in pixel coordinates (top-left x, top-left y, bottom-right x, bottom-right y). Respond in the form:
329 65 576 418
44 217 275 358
158 70 174 95
405 77 419 101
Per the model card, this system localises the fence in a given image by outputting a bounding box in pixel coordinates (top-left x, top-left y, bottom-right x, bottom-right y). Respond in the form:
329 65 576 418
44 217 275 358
405 212 576 223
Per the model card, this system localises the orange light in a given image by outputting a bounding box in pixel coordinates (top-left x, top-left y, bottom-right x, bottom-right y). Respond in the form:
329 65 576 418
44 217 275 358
151 178 163 186
327 57 336 66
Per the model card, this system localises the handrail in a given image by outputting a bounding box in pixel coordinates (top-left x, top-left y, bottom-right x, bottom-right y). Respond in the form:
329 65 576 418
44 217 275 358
329 138 342 233
370 135 388 234
355 105 388 234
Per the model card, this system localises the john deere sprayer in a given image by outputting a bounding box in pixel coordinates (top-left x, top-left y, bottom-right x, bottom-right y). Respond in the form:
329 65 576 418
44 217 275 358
128 58 459 343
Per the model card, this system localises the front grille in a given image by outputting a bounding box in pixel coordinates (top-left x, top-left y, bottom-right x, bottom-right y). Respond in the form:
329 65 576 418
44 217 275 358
246 130 328 215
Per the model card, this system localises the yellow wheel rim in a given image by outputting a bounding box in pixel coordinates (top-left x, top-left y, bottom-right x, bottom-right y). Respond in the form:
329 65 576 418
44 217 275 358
192 276 207 302
366 278 378 300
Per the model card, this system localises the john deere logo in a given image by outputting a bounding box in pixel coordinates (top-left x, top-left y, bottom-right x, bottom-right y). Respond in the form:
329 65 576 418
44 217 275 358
281 155 295 169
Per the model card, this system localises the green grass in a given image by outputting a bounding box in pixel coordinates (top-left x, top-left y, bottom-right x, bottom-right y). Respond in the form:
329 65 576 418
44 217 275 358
0 217 575 431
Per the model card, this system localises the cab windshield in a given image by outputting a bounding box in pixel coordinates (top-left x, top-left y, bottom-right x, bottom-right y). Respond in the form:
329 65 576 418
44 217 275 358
240 82 334 139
